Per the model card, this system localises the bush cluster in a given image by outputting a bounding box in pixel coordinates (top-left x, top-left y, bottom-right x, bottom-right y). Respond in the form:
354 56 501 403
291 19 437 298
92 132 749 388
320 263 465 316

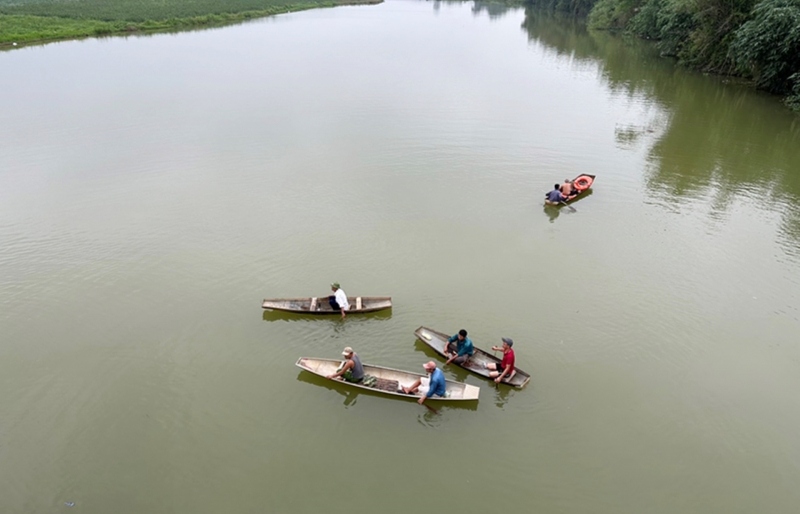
526 0 800 109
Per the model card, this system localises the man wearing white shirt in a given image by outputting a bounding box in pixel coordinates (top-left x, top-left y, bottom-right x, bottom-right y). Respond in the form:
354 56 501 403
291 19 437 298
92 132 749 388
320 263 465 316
328 282 350 319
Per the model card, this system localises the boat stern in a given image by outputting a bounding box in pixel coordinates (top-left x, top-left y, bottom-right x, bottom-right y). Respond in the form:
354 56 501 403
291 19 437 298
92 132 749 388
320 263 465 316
461 383 481 400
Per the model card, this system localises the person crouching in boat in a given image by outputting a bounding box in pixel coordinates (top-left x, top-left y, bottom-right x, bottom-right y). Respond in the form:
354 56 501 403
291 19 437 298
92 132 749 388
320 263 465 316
445 329 474 366
485 337 516 384
328 282 350 319
401 361 446 405
561 178 577 199
327 347 364 383
545 184 568 205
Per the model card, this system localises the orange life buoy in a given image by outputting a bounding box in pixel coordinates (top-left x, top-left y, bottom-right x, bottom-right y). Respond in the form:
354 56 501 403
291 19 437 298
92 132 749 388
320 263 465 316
573 174 594 191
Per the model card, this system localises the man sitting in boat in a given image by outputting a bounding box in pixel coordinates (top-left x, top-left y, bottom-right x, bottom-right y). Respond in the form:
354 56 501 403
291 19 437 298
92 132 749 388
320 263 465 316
445 329 474 366
560 178 578 199
328 282 350 319
400 361 446 405
326 347 364 383
485 337 515 384
545 184 569 205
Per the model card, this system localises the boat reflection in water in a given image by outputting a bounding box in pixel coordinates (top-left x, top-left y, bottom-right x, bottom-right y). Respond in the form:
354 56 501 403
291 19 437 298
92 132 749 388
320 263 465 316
262 308 393 323
544 188 594 222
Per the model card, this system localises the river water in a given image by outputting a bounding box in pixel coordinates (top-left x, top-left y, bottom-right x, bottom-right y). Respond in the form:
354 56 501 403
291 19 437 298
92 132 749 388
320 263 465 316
2 1 799 513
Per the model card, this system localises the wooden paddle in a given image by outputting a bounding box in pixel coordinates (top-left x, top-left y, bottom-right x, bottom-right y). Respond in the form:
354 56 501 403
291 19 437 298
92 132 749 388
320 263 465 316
560 200 576 213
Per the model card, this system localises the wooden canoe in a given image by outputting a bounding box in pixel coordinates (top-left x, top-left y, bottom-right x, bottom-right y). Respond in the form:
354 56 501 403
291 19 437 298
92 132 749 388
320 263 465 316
414 326 531 388
262 296 392 314
296 357 480 401
544 173 596 206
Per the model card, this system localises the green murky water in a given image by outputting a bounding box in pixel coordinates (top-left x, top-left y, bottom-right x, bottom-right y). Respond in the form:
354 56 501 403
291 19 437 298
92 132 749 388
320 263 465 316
1 2 799 513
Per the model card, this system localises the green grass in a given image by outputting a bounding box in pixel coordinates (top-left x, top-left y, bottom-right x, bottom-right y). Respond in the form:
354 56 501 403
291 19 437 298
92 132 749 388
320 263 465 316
0 0 381 45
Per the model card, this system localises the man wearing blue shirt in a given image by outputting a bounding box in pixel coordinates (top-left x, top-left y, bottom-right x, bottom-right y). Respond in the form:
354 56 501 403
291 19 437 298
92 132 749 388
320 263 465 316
445 329 474 366
400 361 447 405
545 184 568 205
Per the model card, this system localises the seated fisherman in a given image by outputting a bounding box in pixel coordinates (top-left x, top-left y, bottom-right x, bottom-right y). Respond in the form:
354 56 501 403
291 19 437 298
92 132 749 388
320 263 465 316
445 329 474 366
328 282 350 319
545 184 568 205
560 178 577 198
485 337 516 384
326 347 364 383
400 361 446 405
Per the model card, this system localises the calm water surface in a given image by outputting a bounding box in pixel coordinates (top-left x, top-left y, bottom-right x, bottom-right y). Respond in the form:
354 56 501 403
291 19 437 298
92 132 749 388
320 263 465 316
1 1 800 513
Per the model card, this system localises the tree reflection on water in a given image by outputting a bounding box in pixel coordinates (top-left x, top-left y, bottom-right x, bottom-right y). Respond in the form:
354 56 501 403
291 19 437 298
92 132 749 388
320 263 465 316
432 0 520 20
521 6 800 256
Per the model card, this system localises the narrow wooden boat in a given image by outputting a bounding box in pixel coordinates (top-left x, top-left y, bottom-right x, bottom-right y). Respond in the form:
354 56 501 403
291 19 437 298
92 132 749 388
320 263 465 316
414 326 531 388
544 173 596 206
296 357 480 401
262 296 392 314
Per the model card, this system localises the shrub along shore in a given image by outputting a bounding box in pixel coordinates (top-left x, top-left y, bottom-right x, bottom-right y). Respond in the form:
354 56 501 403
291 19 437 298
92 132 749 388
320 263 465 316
0 0 381 46
526 0 800 110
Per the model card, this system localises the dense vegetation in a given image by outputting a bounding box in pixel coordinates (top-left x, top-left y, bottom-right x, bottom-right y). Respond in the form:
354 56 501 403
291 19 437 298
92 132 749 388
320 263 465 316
0 0 379 44
526 0 800 109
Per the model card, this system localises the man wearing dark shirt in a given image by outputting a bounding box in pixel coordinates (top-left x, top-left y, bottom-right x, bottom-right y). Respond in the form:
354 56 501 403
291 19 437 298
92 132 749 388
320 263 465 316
326 347 364 383
445 329 474 366
545 184 568 205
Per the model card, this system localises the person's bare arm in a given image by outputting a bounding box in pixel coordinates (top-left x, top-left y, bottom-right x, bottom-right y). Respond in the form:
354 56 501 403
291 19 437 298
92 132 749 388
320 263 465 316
327 360 353 379
495 367 509 383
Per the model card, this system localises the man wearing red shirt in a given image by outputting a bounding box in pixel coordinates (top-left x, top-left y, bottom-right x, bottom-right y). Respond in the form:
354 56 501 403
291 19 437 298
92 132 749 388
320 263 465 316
486 337 515 384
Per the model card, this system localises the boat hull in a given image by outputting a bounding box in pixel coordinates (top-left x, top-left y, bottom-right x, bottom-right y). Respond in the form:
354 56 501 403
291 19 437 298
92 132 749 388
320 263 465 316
296 357 480 401
544 173 596 206
414 326 531 388
262 296 392 314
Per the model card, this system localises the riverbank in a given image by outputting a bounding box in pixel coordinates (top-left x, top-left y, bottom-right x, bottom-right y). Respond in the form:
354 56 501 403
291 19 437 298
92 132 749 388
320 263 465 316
0 0 381 47
524 0 800 111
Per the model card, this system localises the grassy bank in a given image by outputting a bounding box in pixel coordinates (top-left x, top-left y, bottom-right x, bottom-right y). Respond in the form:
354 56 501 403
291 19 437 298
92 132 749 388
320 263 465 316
0 0 381 45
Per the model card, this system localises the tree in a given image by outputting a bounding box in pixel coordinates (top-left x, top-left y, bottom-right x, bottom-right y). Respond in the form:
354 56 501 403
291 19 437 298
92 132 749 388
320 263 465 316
730 0 800 95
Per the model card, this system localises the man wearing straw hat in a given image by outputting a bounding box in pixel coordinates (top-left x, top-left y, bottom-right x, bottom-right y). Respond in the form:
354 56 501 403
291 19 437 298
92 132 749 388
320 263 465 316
400 361 446 405
328 282 350 319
